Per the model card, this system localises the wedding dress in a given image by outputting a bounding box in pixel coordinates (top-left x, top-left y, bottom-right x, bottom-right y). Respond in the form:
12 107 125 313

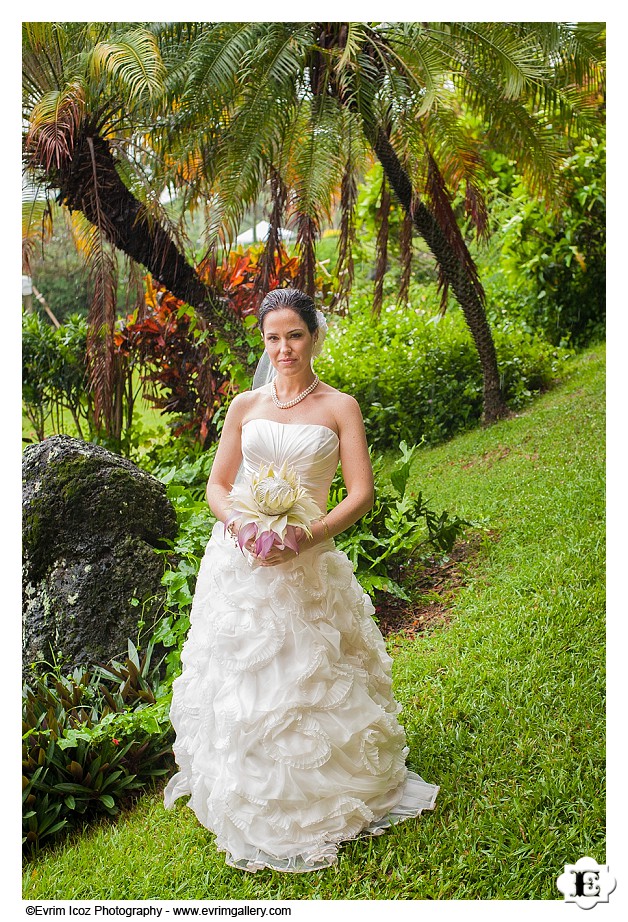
164 418 438 872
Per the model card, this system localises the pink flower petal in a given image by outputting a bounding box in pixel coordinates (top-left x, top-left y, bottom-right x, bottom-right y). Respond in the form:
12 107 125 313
255 530 278 558
237 522 257 551
283 525 300 554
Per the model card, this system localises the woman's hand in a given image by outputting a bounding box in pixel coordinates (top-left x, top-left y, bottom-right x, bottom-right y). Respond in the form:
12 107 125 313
249 527 308 567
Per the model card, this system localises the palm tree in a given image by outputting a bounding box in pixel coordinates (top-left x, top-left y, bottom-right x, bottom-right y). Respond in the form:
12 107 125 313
24 22 605 425
22 22 252 428
162 21 604 422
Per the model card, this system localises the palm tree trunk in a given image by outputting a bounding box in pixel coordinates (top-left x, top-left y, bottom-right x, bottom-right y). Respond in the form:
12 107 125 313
54 131 251 366
371 128 509 423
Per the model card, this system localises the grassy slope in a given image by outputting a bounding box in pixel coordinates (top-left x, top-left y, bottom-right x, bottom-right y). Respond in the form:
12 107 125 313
22 344 605 901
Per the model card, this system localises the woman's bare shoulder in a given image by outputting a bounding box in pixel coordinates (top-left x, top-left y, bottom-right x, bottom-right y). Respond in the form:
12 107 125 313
317 383 363 429
229 389 266 408
320 383 360 411
227 387 271 422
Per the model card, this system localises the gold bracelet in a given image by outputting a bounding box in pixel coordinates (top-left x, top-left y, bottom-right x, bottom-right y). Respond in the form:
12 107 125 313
320 517 330 540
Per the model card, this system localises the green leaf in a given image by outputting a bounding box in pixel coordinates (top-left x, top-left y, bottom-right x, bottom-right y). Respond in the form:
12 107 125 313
127 639 140 669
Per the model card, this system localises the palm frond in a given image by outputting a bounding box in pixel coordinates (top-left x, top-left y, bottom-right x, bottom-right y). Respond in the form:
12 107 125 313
189 27 313 253
335 21 367 74
287 97 344 223
26 82 86 173
397 208 414 307
294 212 319 298
446 22 551 100
178 22 262 108
424 150 485 311
256 165 289 294
90 28 166 102
22 195 54 274
86 240 118 431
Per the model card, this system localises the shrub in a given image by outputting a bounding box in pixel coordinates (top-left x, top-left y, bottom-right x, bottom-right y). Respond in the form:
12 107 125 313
22 310 144 451
317 295 571 450
22 311 93 442
485 134 606 347
333 442 469 599
22 641 173 854
148 447 218 685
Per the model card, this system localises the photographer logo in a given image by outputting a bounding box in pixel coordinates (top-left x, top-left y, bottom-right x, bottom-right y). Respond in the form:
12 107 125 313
556 856 616 909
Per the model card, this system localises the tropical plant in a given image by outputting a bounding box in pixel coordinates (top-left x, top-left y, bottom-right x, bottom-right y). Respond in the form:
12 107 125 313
488 134 606 346
317 293 572 449
114 280 235 448
23 22 605 428
332 442 469 599
22 641 173 853
22 22 252 435
159 21 604 422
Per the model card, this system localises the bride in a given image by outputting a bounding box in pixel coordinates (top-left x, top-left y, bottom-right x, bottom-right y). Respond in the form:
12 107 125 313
164 287 438 872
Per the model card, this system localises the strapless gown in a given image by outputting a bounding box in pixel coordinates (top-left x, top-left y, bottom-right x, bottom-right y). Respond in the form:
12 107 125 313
164 419 438 872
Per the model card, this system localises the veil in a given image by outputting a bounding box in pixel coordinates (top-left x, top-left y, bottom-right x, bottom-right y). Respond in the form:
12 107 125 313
252 349 276 390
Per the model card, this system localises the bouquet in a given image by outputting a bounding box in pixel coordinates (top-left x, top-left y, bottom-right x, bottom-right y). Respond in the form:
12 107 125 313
226 461 322 558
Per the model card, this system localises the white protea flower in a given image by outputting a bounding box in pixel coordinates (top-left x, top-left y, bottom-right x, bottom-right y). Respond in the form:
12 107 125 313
226 461 322 558
252 463 302 515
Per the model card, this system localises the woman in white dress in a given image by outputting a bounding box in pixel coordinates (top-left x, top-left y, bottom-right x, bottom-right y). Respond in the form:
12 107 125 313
164 288 438 872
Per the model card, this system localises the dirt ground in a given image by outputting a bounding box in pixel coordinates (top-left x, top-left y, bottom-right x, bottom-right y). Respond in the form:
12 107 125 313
374 531 492 640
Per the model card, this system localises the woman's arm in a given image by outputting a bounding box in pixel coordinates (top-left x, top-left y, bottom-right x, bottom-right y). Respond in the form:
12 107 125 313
205 394 248 524
302 393 374 550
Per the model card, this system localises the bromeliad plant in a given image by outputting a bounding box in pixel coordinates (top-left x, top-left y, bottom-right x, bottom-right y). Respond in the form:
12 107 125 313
22 641 173 854
332 441 469 599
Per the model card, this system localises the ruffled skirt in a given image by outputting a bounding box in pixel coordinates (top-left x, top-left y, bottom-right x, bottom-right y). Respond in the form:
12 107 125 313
164 523 438 872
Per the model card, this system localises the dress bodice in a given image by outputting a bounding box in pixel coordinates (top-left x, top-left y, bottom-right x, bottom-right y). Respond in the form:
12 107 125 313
241 419 340 514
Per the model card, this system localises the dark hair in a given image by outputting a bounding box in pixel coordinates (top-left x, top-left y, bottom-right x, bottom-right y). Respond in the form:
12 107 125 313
258 288 318 334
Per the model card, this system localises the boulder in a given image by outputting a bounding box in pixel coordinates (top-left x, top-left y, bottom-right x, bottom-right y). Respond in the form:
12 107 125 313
22 435 178 673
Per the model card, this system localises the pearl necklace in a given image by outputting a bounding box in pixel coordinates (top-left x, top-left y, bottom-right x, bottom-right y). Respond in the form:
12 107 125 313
271 375 320 409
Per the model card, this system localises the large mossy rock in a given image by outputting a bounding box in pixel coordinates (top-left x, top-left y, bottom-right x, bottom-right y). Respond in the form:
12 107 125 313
22 435 178 673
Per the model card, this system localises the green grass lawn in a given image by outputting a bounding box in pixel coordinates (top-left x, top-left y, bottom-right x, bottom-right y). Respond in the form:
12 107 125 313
22 343 605 901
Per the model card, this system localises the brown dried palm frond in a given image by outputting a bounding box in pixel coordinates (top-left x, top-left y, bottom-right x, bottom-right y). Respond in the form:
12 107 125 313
24 82 88 174
68 171 120 433
330 158 358 314
424 151 485 313
256 165 289 295
85 239 118 433
123 258 151 320
372 174 390 318
397 210 413 307
293 211 320 298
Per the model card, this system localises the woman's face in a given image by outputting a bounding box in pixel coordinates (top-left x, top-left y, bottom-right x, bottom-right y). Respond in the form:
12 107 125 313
262 308 317 376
